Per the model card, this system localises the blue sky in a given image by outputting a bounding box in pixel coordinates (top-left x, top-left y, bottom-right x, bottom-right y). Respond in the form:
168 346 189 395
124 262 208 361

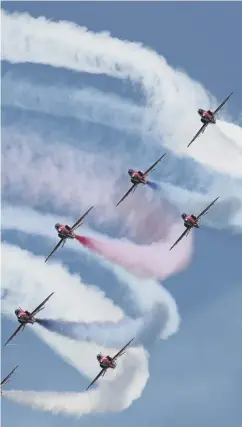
1 2 242 427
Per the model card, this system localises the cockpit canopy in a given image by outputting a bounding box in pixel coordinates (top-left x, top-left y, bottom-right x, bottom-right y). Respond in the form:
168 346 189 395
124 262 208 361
128 169 134 176
181 213 187 220
55 223 61 230
15 309 21 316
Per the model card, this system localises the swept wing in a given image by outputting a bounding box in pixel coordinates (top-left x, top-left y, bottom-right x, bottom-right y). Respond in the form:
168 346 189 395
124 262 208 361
187 123 208 148
213 92 233 116
116 154 166 207
4 324 25 347
85 338 134 391
143 153 166 176
1 365 19 386
31 292 54 316
45 208 93 262
116 184 137 207
111 338 135 361
197 197 219 220
169 228 191 251
86 367 106 391
45 238 65 263
70 206 94 231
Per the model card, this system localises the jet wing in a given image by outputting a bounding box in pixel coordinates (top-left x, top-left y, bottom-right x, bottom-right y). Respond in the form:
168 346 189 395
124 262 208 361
213 92 233 116
143 153 166 176
169 228 191 251
197 197 219 220
45 238 65 263
116 184 137 207
1 365 19 386
4 324 25 347
71 206 94 231
187 123 208 148
111 338 135 361
86 367 106 391
31 292 54 316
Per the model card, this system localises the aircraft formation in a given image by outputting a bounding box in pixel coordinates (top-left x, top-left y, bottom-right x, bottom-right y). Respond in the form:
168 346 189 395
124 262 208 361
2 93 232 395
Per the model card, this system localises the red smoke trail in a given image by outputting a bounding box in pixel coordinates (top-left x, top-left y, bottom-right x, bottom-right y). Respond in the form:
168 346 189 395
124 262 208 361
75 236 96 250
75 226 193 280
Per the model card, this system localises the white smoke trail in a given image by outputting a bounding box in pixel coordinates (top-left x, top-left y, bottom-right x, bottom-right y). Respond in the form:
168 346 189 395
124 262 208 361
2 204 181 334
3 78 241 201
2 73 149 137
2 9 242 178
1 5 241 413
3 344 148 415
2 202 192 282
157 182 242 232
1 240 179 414
1 125 123 216
2 127 242 231
1 243 150 414
1 243 123 324
2 240 180 342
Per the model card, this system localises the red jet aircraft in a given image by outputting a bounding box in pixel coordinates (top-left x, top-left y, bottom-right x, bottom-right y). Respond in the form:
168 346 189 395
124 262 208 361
169 197 219 250
86 338 134 391
1 365 18 392
116 154 166 207
45 206 94 262
4 293 54 346
187 92 233 147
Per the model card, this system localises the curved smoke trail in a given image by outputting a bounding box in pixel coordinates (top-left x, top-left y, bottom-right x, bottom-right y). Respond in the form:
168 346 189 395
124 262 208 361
2 9 242 179
35 270 178 347
3 345 148 416
1 243 149 413
36 303 167 347
74 225 193 280
2 238 181 415
2 7 236 418
2 128 241 233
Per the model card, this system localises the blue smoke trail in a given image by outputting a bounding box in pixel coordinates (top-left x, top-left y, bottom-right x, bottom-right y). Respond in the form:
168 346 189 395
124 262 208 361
36 305 167 348
146 180 161 191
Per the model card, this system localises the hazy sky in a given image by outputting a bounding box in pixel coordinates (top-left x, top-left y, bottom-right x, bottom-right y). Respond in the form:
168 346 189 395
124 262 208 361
1 2 242 427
